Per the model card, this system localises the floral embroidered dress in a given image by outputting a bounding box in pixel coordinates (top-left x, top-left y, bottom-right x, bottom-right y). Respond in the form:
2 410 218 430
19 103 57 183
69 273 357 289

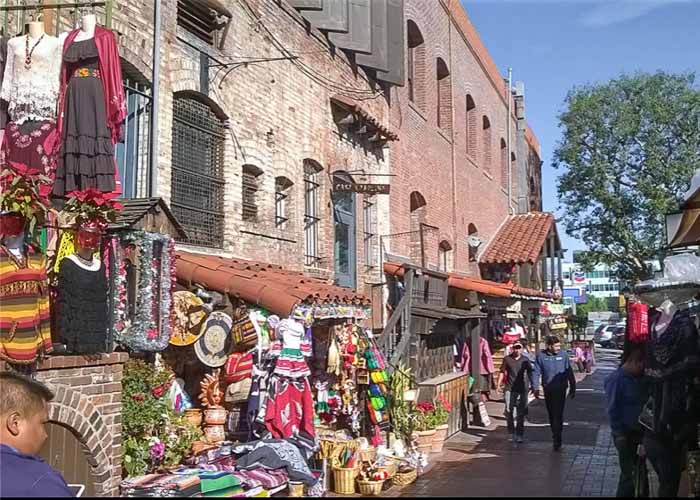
270 318 312 378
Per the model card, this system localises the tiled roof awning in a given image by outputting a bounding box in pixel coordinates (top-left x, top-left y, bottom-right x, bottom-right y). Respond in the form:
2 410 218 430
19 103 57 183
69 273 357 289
447 275 512 298
176 252 369 317
480 212 559 265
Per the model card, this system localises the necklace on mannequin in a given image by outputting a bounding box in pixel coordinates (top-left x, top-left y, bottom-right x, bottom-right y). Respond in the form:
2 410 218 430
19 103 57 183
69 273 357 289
74 252 94 267
24 33 45 69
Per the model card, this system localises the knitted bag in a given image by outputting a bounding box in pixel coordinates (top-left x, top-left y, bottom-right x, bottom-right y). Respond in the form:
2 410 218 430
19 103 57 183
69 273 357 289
223 351 254 383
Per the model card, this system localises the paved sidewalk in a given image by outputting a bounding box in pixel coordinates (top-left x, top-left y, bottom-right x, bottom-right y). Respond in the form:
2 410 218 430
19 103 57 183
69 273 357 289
394 351 632 497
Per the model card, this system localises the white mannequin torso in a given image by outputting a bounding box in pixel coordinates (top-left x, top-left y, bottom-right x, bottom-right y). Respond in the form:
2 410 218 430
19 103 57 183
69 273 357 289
655 299 677 336
28 21 45 39
75 15 97 41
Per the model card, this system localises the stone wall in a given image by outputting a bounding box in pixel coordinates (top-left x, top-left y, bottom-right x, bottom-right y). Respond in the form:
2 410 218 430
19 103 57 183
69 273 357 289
1 354 129 497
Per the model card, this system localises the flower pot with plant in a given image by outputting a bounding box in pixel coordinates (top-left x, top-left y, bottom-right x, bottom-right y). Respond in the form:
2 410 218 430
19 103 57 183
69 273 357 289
430 395 452 452
413 401 437 453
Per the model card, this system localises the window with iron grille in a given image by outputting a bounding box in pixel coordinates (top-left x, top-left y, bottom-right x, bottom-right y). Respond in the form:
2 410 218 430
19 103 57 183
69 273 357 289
242 165 263 222
438 240 453 272
363 196 377 270
275 176 293 227
171 93 226 248
116 59 151 199
304 160 323 267
177 0 225 46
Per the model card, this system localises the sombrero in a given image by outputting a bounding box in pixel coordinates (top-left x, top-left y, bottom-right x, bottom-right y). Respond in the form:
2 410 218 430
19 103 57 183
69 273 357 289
171 291 207 346
195 311 233 368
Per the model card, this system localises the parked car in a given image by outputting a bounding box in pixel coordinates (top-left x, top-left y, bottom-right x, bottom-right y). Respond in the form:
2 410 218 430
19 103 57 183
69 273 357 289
594 324 624 348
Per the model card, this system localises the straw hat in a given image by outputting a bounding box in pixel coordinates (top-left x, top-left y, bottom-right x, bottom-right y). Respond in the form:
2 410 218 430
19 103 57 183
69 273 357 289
195 311 233 368
171 291 207 346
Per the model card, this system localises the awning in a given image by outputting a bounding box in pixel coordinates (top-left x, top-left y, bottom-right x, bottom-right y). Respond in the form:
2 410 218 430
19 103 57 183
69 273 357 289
668 208 700 248
480 212 560 265
176 251 369 317
447 275 512 298
412 304 486 320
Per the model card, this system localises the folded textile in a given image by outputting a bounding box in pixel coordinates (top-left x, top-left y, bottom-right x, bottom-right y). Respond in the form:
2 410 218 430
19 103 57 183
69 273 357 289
200 474 241 494
202 485 245 498
232 468 288 490
233 439 317 486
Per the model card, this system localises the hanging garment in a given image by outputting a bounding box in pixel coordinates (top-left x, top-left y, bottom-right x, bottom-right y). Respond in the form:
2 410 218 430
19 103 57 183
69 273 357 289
232 439 318 487
54 37 117 196
1 120 59 195
270 318 312 378
0 36 8 129
479 337 495 375
0 34 62 125
628 302 649 344
264 376 315 440
459 341 470 374
0 245 53 364
54 26 127 196
56 255 109 354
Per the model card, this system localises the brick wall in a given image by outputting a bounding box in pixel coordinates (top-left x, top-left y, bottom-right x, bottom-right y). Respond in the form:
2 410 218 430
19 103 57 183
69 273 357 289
1 354 128 497
389 0 521 275
110 0 388 296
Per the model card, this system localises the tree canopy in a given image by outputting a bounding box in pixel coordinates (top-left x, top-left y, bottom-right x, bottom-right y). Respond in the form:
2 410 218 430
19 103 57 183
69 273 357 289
554 72 700 282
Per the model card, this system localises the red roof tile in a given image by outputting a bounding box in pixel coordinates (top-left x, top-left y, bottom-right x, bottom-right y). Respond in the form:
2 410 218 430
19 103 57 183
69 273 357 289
480 212 556 265
176 251 369 317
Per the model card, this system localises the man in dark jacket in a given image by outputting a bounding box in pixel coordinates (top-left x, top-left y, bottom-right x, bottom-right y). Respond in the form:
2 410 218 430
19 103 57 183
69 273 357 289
532 335 577 451
0 372 73 497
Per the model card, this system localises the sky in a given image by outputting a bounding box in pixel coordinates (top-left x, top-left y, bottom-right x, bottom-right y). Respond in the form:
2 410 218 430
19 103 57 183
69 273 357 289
462 0 700 261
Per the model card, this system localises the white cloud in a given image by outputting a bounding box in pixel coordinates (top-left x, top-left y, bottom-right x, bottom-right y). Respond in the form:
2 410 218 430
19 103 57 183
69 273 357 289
462 0 695 27
579 0 694 27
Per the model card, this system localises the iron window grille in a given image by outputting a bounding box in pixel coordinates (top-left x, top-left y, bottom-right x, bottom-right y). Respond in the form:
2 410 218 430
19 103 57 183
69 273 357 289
242 165 262 222
116 61 152 199
304 165 321 267
171 95 226 248
275 177 292 227
363 196 377 270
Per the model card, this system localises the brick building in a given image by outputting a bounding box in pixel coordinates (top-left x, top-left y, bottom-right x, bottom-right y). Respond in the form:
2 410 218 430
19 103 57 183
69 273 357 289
385 0 542 276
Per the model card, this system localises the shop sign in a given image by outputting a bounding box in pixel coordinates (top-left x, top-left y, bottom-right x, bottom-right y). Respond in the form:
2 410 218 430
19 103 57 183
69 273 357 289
540 302 565 316
332 182 390 195
507 300 522 313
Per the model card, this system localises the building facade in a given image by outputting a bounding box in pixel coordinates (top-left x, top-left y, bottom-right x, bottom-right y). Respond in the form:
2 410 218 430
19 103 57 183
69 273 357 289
385 0 542 276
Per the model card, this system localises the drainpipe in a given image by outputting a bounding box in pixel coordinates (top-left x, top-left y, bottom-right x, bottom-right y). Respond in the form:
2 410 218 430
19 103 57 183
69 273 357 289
449 0 457 269
506 67 513 215
149 0 162 197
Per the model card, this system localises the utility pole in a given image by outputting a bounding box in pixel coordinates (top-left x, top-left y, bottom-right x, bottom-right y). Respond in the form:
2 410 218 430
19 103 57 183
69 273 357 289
149 0 162 197
506 67 513 215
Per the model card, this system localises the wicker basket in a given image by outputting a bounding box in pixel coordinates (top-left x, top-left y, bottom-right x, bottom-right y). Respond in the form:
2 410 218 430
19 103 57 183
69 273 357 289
359 447 377 462
357 479 384 496
377 461 398 479
332 466 359 495
393 468 417 486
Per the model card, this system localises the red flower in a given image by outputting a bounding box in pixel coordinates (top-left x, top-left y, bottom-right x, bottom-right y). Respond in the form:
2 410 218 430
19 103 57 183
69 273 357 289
436 395 452 413
132 393 146 402
416 401 435 413
152 385 165 398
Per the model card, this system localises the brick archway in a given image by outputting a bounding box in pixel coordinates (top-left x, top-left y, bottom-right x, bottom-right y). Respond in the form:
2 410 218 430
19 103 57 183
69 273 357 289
45 384 114 494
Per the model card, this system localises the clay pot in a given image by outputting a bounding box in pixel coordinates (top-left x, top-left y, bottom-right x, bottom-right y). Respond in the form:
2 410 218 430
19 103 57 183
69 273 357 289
204 425 225 443
431 424 449 453
413 429 436 454
184 409 203 427
204 407 227 425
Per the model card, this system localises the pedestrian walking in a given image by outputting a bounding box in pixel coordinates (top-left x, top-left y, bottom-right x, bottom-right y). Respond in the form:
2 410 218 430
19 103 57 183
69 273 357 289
497 340 535 443
604 345 649 497
532 335 577 451
574 344 585 373
0 372 74 497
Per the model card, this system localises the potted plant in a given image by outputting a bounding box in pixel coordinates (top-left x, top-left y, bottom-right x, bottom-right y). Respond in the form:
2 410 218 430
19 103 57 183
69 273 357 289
0 167 50 241
431 395 452 452
413 401 437 454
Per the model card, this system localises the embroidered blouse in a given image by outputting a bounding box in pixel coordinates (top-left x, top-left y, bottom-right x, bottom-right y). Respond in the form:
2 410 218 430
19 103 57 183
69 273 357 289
0 35 62 124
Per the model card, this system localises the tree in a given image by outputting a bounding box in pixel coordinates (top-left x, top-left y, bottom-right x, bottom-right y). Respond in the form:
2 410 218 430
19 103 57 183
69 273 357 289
554 72 700 282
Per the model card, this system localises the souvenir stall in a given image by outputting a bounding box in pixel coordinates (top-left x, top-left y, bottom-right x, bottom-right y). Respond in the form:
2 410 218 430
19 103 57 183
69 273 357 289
632 253 700 498
115 251 431 497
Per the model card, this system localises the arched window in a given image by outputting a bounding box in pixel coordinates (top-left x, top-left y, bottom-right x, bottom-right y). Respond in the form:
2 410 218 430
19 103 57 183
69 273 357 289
466 94 476 158
275 176 293 227
171 92 227 248
410 191 427 212
407 21 425 107
242 164 263 222
438 240 453 272
468 223 479 262
511 152 517 195
482 116 492 172
500 138 507 188
410 191 428 265
304 159 323 266
436 58 452 135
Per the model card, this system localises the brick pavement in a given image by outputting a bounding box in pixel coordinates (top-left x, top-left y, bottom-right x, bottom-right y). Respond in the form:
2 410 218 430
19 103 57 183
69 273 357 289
394 350 647 497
